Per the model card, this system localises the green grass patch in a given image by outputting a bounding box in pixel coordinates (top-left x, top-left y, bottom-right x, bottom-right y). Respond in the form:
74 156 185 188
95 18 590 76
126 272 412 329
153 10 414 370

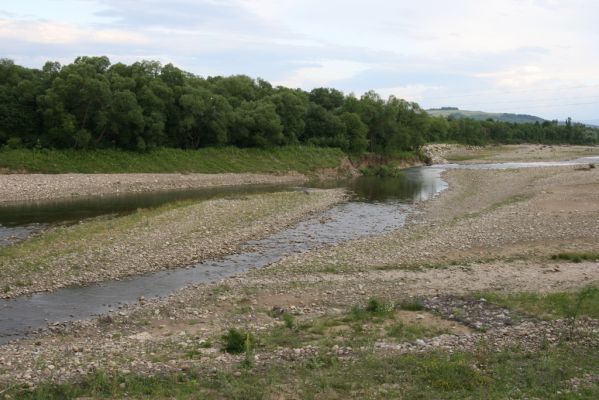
8 343 599 399
480 285 599 320
0 146 344 174
261 298 445 351
551 252 599 263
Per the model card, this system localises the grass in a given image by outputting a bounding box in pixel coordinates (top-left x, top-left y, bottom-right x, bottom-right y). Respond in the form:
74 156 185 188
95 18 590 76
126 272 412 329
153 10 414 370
551 252 599 263
7 343 599 399
480 285 599 320
261 298 446 351
0 146 345 174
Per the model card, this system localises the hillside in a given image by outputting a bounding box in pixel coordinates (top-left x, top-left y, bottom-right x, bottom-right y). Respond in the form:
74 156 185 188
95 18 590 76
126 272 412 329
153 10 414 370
427 108 545 124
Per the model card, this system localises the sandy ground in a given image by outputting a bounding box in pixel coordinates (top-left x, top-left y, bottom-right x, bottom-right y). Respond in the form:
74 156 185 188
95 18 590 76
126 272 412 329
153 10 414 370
423 143 599 164
0 172 307 204
1 145 599 387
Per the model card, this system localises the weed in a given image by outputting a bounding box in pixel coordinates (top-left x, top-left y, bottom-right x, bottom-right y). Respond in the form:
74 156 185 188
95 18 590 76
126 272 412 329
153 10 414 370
481 285 599 321
398 298 425 311
565 285 599 340
283 313 295 329
551 252 599 263
347 297 394 322
221 328 254 354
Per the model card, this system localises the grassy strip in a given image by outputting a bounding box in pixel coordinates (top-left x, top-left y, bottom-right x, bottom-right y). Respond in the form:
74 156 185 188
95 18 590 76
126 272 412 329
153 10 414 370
0 146 344 174
481 285 599 320
6 344 599 399
551 252 599 263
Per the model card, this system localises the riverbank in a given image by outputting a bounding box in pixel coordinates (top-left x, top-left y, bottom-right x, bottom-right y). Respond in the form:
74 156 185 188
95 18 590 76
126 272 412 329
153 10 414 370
0 189 347 298
2 147 599 397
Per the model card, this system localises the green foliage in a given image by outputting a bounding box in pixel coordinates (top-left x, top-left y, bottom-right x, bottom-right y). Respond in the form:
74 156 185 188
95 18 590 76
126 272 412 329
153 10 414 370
221 328 254 354
481 285 599 320
360 164 403 177
551 252 599 263
0 146 343 173
2 56 596 159
398 298 425 311
282 313 295 329
348 297 395 321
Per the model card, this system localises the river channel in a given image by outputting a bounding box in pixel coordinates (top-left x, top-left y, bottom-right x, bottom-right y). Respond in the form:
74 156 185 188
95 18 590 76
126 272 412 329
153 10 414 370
2 156 598 344
0 167 446 344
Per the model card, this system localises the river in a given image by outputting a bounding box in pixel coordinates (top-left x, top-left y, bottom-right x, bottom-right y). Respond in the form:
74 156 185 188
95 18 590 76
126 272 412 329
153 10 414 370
2 155 598 344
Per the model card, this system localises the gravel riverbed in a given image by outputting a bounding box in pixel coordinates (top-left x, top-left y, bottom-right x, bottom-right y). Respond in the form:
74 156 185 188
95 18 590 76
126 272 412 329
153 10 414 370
1 147 599 391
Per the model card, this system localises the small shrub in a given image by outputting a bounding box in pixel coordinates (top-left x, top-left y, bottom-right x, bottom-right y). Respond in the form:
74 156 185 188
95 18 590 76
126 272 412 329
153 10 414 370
366 297 385 313
399 299 425 311
349 297 394 320
360 165 402 177
221 328 254 354
589 163 595 169
282 313 294 329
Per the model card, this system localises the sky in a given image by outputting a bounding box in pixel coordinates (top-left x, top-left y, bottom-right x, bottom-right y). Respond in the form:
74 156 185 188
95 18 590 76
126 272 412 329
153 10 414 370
2 0 599 122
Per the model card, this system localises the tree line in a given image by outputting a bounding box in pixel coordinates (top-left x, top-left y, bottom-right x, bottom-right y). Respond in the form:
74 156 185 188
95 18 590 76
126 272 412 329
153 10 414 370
1 56 597 154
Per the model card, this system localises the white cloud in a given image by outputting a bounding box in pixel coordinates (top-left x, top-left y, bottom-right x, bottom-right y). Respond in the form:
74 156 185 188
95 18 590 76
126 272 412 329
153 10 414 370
273 60 373 90
0 18 149 45
373 84 444 103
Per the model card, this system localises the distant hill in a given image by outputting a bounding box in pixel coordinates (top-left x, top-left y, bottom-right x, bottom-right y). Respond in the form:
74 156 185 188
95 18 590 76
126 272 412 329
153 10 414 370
426 108 545 124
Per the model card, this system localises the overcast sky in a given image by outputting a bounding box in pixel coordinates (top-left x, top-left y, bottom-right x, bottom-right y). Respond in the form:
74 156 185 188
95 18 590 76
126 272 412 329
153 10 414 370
2 0 598 121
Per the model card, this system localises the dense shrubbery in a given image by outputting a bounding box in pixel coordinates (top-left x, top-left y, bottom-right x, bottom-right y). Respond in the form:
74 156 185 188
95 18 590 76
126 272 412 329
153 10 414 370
1 57 597 154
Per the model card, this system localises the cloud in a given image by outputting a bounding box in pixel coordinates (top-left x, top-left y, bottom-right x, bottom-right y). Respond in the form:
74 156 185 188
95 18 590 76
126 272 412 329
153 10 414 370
273 60 374 90
0 18 148 45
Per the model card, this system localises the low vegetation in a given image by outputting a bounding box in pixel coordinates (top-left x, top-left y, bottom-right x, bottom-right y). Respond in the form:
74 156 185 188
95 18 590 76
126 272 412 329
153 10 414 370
481 285 599 320
0 146 344 174
551 252 599 263
6 304 599 399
